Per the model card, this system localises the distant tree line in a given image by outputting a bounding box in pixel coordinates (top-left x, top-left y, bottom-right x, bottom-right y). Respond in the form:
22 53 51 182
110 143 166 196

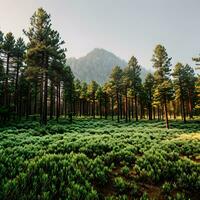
0 8 199 128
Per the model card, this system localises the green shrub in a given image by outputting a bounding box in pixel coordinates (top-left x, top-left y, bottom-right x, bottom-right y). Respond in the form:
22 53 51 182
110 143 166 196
162 182 173 195
114 177 127 193
121 166 129 176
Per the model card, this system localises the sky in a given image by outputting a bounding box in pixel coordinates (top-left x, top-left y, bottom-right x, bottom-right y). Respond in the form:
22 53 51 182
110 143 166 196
0 0 200 71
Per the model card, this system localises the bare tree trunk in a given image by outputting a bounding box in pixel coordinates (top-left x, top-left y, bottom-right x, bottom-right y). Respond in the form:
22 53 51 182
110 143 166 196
125 87 128 123
180 87 186 123
157 106 160 120
111 97 114 120
131 97 134 119
153 107 156 120
135 94 138 121
4 54 10 107
164 97 169 129
50 81 54 120
120 95 123 119
79 99 82 117
100 97 102 119
15 61 20 117
117 91 120 123
128 98 131 122
104 94 108 119
188 90 193 119
93 96 95 119
56 83 60 122
172 101 176 119
40 74 44 125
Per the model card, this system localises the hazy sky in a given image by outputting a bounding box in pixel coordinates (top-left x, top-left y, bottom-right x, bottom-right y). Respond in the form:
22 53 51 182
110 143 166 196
0 0 200 71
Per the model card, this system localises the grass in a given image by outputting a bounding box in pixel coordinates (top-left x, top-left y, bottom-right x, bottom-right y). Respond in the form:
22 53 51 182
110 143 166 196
0 118 200 199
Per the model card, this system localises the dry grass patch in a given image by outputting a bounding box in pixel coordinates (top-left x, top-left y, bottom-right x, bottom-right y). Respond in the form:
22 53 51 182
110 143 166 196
174 133 200 141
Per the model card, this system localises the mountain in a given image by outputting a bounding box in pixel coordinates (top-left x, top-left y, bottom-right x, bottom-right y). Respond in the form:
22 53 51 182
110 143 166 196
66 48 148 84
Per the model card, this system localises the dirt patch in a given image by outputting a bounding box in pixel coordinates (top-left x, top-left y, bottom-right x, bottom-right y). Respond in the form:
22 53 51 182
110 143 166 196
140 183 164 200
98 179 116 197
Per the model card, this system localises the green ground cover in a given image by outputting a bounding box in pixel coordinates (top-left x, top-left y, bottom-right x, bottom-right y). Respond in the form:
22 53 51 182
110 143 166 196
0 118 200 200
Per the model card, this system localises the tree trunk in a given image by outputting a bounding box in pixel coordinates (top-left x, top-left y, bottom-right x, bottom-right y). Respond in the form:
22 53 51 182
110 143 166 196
79 99 82 117
50 81 54 120
4 54 10 107
34 82 38 115
128 98 131 122
26 86 30 119
15 60 19 117
172 101 176 119
149 90 152 120
153 107 156 120
43 71 48 124
120 95 123 119
100 98 102 119
110 97 113 120
135 94 138 121
125 87 128 123
182 98 186 123
40 74 44 125
56 83 60 122
140 101 143 120
83 99 85 116
131 98 134 119
117 91 119 123
104 94 108 119
188 90 193 119
164 97 169 129
43 54 48 125
157 106 160 120
93 96 95 119
179 85 186 123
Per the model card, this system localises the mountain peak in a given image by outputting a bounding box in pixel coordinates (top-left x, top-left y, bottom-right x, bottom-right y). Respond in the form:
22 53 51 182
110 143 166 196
67 48 148 84
86 48 120 59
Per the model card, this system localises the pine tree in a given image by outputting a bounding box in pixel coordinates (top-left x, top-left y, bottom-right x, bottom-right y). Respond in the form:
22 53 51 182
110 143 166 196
13 38 26 117
127 56 141 121
144 73 154 120
2 32 15 111
152 44 173 128
184 64 196 118
172 63 188 123
122 67 132 122
0 30 4 109
195 75 200 112
109 66 123 122
102 82 112 120
96 86 103 119
80 81 88 116
74 79 82 116
63 66 74 122
87 80 98 119
24 8 66 124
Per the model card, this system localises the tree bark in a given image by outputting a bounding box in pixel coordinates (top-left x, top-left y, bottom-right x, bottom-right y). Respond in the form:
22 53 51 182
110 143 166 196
135 94 138 121
164 97 169 129
188 90 193 119
125 87 128 123
131 98 134 120
50 81 54 120
128 98 131 122
40 74 44 125
111 97 113 120
104 94 108 119
116 91 120 123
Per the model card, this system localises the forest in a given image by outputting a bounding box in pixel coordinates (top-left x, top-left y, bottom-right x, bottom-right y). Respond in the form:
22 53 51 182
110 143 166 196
0 8 200 200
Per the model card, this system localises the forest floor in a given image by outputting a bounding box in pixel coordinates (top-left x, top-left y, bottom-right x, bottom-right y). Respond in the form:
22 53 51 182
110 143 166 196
0 118 200 200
